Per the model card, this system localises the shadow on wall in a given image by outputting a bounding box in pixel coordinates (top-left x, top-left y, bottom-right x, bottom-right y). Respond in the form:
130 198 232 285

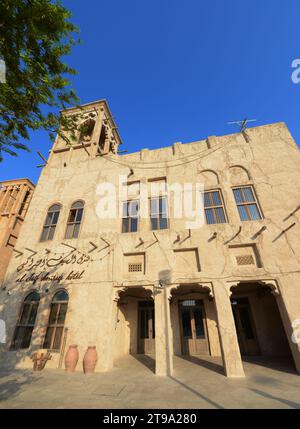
242 356 296 375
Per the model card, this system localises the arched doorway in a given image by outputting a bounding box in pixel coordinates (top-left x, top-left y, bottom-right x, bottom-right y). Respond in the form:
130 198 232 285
169 284 221 359
114 287 155 359
230 282 295 370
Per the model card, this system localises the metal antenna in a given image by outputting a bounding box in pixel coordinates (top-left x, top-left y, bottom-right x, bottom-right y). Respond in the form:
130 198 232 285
227 118 257 133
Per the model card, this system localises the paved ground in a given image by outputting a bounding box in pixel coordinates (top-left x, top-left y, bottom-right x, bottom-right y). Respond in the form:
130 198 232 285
0 355 300 409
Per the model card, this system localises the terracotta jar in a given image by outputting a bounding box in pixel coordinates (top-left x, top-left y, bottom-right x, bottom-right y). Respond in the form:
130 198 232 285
65 345 79 372
83 346 98 374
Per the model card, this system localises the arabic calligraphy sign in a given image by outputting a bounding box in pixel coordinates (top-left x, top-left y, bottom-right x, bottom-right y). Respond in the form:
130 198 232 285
16 249 91 285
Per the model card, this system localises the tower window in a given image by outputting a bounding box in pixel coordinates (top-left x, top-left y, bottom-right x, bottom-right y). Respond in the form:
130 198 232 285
98 125 107 153
79 118 95 143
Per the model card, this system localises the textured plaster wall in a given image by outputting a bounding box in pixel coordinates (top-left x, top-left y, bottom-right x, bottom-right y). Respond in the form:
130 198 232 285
0 100 300 373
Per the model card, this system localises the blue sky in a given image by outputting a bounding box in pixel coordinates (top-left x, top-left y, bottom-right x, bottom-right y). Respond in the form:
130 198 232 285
1 0 300 184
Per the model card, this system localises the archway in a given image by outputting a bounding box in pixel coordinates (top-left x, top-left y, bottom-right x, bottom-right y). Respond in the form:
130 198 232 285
170 284 223 374
230 282 295 372
113 286 155 372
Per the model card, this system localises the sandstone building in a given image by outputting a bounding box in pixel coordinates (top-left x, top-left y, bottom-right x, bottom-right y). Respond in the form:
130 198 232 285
0 99 300 378
0 179 35 285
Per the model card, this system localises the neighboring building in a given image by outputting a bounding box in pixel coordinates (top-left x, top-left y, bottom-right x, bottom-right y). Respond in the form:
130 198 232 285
0 99 300 378
0 179 35 285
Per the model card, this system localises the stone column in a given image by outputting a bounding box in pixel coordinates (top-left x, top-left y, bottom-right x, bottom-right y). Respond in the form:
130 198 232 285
212 280 245 378
270 278 300 373
91 108 105 157
154 286 173 376
105 296 119 371
11 185 27 217
138 178 148 233
12 184 28 217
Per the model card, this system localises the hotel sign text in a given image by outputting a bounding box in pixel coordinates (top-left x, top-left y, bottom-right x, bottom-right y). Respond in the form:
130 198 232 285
15 250 91 285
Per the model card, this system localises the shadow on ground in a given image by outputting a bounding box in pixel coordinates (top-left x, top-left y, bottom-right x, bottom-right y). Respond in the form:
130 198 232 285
0 369 41 402
250 388 300 409
242 356 296 375
177 355 224 375
132 354 155 374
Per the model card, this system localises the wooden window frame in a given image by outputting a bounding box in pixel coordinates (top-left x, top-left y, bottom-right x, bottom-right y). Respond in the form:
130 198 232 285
43 291 69 351
122 200 139 233
232 185 263 221
11 292 40 350
138 300 155 340
204 189 227 224
40 204 61 242
65 200 85 240
149 196 169 230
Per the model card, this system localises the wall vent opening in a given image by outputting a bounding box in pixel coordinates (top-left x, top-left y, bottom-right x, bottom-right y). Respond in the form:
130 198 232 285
236 255 255 266
229 243 263 268
128 263 143 272
124 252 145 276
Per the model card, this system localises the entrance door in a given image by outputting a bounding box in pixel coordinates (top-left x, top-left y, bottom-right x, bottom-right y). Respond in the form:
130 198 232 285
138 301 155 354
231 298 260 356
179 300 209 355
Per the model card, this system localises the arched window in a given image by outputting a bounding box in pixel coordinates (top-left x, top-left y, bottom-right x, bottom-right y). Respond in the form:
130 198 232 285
43 290 69 350
233 186 263 221
11 291 40 349
40 204 61 242
65 201 84 239
79 118 95 143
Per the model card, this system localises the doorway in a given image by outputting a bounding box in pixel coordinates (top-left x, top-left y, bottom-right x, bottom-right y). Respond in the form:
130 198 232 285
179 300 210 356
138 300 155 354
231 297 260 356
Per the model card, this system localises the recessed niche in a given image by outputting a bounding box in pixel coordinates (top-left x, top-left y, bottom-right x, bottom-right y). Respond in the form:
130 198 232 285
174 248 201 272
123 253 145 275
229 244 262 268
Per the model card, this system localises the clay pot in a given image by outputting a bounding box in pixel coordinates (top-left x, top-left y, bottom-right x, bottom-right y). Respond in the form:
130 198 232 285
83 346 98 374
65 345 79 372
